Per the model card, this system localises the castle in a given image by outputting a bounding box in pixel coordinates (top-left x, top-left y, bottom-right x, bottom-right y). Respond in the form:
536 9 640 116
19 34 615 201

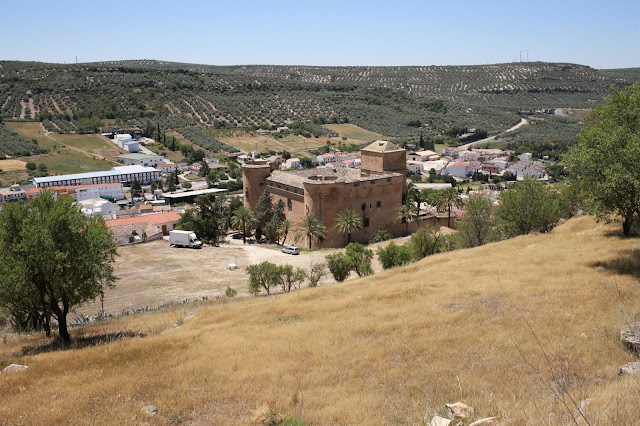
242 141 409 248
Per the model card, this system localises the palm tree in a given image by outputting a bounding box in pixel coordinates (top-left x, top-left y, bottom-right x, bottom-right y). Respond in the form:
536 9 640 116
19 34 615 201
395 203 418 236
435 187 464 228
295 213 327 249
406 181 423 217
277 219 292 245
334 208 363 243
230 206 256 244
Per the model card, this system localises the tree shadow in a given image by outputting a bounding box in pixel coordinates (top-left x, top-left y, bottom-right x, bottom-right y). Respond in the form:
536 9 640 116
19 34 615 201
20 331 146 356
591 248 640 280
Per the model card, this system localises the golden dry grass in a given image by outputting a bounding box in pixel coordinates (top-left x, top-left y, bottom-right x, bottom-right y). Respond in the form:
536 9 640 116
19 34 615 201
2 216 640 424
0 159 27 171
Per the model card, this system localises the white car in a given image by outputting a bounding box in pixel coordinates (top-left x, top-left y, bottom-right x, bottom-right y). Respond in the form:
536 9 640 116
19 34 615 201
281 246 300 255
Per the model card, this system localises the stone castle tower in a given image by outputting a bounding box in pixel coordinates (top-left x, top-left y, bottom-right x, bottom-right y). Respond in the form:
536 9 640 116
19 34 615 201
242 163 271 208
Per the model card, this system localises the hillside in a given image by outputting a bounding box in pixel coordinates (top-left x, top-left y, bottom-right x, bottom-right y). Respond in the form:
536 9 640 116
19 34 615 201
2 216 640 424
2 61 640 146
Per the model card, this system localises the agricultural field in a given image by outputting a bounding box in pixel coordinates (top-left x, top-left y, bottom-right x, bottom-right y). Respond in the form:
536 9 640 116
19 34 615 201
324 123 386 143
5 121 122 175
2 60 638 150
214 130 325 154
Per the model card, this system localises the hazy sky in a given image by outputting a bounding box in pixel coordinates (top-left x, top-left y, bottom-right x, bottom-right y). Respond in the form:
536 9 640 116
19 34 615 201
2 0 638 69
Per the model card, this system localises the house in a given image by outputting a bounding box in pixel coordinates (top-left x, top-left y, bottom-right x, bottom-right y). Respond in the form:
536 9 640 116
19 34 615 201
285 158 301 169
442 147 456 157
441 162 474 178
406 161 424 174
420 159 450 175
156 163 177 174
316 153 337 165
408 150 439 162
518 152 533 161
105 212 180 246
0 184 28 205
507 160 548 179
481 162 501 175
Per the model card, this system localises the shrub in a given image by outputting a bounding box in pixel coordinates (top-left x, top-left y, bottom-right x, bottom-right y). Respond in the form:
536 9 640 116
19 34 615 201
377 242 415 269
368 229 393 244
305 262 326 287
345 243 374 277
409 225 442 259
225 286 237 297
326 253 352 282
25 162 36 171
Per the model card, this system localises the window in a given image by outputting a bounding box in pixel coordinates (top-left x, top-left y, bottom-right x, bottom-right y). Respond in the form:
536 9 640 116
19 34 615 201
361 203 366 211
377 201 381 208
364 218 370 227
369 203 372 209
287 198 292 211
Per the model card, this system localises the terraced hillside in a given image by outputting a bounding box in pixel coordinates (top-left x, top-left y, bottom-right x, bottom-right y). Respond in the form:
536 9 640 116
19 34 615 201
1 60 639 143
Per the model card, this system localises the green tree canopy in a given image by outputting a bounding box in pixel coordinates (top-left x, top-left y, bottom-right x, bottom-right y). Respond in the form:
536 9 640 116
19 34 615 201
0 192 117 346
565 83 640 235
495 178 562 238
457 194 495 248
231 206 256 244
435 187 464 229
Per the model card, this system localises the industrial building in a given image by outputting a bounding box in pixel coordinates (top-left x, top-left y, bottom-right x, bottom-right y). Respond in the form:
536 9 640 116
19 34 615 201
32 165 159 188
243 141 411 248
117 153 165 167
26 182 125 202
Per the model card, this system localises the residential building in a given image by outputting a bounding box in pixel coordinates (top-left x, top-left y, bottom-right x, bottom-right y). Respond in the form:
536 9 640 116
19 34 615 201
156 163 177 174
285 158 301 169
481 162 501 175
442 162 474 178
518 152 533 161
105 211 180 246
117 153 165 167
408 150 439 162
0 184 28 205
316 153 337 165
32 165 159 188
507 160 548 179
406 161 423 174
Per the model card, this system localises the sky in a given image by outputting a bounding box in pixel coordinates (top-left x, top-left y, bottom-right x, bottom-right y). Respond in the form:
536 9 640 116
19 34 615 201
1 0 639 69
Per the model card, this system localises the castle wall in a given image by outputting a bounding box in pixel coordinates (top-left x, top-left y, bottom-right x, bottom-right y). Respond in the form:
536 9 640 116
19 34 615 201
242 164 271 208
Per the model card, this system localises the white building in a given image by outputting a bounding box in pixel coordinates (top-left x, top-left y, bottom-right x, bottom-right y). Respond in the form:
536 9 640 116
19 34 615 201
33 165 159 188
0 184 27 205
114 134 133 148
442 162 474 178
123 141 139 153
408 150 439 162
285 158 301 169
79 198 118 219
518 152 533 161
406 161 423 174
117 153 165 167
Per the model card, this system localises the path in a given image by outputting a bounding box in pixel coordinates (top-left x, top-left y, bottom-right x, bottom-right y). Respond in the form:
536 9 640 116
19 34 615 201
458 117 527 150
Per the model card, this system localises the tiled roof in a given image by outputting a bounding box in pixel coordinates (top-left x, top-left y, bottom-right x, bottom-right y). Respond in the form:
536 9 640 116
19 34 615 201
105 212 180 227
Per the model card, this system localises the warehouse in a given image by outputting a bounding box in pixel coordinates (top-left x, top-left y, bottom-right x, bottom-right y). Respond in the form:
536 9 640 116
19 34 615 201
32 165 159 188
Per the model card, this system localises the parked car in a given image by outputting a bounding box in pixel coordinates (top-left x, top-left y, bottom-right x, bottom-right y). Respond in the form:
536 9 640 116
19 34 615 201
281 246 300 255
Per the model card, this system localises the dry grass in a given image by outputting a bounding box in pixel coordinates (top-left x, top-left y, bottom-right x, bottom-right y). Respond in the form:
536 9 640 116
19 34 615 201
324 123 386 143
0 159 27 171
2 216 640 424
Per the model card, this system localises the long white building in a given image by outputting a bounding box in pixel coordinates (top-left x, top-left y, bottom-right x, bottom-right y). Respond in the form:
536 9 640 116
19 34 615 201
32 165 159 188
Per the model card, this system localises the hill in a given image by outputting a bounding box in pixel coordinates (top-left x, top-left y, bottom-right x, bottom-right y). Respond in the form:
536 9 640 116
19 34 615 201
2 61 640 150
2 215 640 424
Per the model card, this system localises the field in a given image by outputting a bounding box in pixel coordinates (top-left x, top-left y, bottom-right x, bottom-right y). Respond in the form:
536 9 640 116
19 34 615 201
216 130 326 154
324 123 386 143
0 159 27 171
2 216 640 424
3 60 639 147
4 122 125 175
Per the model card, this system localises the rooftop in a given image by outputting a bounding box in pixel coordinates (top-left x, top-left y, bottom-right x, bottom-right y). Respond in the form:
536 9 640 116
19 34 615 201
33 166 158 184
105 211 180 227
268 167 400 189
362 140 403 153
162 188 228 199
117 153 162 160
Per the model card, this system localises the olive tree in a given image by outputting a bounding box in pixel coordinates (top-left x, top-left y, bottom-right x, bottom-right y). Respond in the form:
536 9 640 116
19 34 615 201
0 192 117 347
565 82 640 235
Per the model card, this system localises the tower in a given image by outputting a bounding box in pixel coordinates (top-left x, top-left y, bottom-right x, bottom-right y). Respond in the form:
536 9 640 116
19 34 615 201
241 164 271 208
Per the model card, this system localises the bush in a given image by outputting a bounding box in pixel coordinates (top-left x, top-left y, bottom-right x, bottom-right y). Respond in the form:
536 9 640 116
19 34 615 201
182 182 192 189
377 242 415 269
368 229 393 244
345 243 374 277
409 226 442 259
305 262 326 287
25 162 36 171
326 253 352 282
225 286 237 297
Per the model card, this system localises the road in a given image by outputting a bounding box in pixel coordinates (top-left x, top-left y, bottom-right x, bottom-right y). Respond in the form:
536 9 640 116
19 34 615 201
458 117 527 150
